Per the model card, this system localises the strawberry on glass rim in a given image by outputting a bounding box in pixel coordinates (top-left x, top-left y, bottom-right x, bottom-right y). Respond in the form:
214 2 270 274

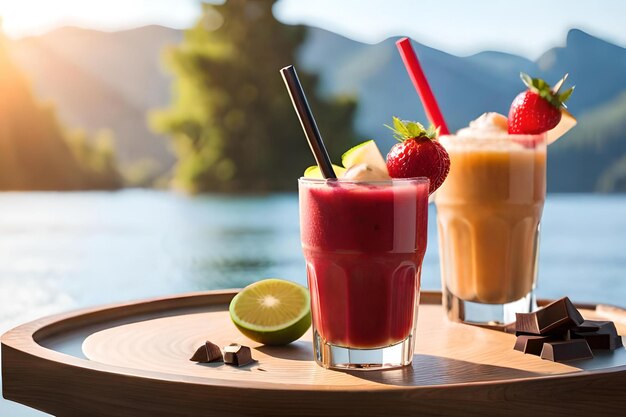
508 73 576 144
385 117 450 194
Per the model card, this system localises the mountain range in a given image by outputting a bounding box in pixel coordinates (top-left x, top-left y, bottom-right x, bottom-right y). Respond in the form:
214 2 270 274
8 25 626 191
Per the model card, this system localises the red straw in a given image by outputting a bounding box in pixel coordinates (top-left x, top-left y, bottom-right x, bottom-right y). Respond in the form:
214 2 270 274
396 37 449 135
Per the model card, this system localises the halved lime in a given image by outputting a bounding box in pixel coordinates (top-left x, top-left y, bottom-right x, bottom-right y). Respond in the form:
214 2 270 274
341 140 388 172
303 164 346 179
229 279 311 346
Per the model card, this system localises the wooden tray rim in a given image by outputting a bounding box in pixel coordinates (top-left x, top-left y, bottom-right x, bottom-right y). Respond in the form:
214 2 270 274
2 289 625 393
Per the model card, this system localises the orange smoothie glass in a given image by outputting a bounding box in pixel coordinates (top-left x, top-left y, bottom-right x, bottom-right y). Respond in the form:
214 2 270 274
435 134 546 324
299 177 429 369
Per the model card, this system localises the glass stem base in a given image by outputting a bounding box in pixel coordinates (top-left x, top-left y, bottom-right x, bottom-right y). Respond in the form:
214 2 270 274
313 330 414 370
443 286 537 325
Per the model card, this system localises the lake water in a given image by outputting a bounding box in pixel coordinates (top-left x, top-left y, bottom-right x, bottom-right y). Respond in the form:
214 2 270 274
1 190 625 416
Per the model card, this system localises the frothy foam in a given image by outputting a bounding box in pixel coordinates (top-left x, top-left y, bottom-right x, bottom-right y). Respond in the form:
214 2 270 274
457 112 508 137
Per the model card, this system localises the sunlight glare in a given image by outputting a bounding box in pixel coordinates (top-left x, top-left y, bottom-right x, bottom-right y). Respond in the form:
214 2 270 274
0 0 200 38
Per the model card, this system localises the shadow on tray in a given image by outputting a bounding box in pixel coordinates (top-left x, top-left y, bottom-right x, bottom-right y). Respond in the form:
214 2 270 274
255 341 312 361
341 354 543 386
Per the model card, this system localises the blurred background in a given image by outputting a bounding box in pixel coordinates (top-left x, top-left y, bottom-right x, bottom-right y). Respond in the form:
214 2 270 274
1 0 625 414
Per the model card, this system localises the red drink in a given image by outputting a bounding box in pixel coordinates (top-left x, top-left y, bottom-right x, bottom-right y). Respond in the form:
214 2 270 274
299 178 429 367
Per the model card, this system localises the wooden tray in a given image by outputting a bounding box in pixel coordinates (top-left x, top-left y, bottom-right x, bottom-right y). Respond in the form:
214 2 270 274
2 290 625 417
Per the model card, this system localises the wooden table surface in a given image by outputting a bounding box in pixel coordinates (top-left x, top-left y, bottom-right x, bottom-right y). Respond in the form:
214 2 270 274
2 290 626 416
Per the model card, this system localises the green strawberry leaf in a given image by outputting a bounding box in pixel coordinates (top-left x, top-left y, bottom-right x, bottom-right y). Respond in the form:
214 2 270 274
519 72 575 109
407 121 426 137
552 73 569 94
532 77 549 92
393 116 408 137
385 117 437 142
520 73 534 89
559 86 575 104
426 124 440 139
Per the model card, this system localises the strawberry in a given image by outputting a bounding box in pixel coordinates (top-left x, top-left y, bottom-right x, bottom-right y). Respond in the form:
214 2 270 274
508 73 574 134
385 117 450 194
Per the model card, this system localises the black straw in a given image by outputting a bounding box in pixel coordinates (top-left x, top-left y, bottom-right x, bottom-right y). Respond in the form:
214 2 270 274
280 65 336 179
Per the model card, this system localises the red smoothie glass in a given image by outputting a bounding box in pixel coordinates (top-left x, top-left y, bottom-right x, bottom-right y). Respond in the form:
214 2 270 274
299 177 429 369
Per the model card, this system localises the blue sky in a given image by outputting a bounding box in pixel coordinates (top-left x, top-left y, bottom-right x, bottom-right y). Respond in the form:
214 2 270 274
0 0 625 58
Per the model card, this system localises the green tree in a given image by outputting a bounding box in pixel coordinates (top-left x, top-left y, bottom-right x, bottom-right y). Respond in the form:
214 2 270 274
151 0 357 193
0 28 121 190
548 91 626 192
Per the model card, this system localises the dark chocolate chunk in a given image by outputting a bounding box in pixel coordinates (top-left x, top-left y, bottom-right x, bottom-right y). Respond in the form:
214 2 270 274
223 344 254 366
570 320 611 333
514 335 560 356
190 341 223 363
574 332 623 351
540 339 593 362
516 328 568 338
571 321 623 350
516 297 584 335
